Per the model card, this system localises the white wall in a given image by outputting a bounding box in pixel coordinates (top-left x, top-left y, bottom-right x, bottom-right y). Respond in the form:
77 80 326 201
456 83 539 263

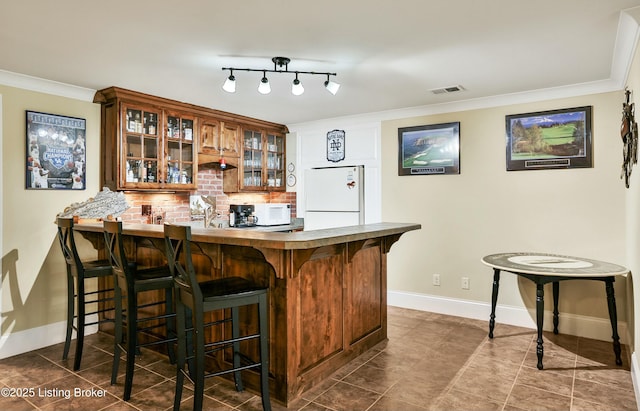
290 119 382 225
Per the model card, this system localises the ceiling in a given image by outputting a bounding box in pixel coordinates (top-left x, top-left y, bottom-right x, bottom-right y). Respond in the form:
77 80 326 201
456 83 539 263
2 1 640 126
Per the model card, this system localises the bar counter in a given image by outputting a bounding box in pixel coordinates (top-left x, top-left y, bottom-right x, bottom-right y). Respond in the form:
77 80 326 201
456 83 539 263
74 222 420 405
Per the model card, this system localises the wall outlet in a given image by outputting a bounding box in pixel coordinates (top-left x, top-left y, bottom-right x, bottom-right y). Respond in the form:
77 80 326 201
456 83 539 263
461 277 470 290
433 274 441 286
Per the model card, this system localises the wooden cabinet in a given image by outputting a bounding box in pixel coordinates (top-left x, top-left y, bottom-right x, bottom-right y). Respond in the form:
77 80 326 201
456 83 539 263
94 87 288 192
121 106 197 189
199 118 240 161
95 88 198 191
223 127 286 192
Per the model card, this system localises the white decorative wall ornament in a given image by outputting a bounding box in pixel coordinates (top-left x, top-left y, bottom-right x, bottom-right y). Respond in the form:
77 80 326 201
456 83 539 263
327 129 345 162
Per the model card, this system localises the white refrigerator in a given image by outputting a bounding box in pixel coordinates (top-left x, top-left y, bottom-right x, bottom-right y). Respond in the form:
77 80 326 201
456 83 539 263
304 165 364 230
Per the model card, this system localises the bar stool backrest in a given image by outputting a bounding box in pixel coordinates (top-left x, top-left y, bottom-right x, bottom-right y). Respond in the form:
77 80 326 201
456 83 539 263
163 223 203 303
103 220 134 292
56 217 83 277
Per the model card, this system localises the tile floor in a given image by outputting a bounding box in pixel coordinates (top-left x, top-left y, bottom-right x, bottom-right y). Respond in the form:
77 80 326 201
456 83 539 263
0 306 637 410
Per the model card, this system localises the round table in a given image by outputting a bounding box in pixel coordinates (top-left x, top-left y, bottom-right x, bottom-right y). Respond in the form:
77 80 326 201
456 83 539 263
481 252 628 370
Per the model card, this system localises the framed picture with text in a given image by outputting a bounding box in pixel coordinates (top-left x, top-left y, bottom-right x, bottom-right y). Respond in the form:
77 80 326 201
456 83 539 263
26 110 87 190
506 106 592 171
398 122 460 176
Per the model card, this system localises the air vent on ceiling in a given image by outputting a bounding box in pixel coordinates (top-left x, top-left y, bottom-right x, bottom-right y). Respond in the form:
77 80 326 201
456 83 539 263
430 85 465 95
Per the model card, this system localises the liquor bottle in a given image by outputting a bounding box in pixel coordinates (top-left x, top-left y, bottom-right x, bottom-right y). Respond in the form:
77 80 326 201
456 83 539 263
184 121 192 140
173 120 180 138
141 160 147 182
134 113 142 133
128 110 136 132
148 114 156 135
147 161 155 182
135 160 142 182
126 160 133 182
167 119 173 137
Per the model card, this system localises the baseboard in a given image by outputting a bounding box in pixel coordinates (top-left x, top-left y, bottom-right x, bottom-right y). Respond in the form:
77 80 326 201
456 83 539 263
0 318 98 360
388 290 629 344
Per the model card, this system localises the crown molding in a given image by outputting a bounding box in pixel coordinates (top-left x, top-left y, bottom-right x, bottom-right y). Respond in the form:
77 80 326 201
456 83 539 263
0 69 95 101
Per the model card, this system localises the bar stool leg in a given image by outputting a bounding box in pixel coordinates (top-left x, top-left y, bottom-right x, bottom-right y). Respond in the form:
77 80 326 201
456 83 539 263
193 308 206 411
111 287 123 386
63 270 75 362
123 292 138 401
173 301 186 411
259 293 271 411
185 307 195 378
165 287 176 364
232 306 243 391
74 277 86 371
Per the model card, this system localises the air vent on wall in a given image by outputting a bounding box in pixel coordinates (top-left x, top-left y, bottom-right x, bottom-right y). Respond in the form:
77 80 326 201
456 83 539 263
430 85 465 95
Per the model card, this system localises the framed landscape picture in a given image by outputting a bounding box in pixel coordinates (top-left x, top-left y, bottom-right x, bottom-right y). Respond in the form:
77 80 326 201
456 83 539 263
26 111 87 189
398 122 460 176
506 106 592 171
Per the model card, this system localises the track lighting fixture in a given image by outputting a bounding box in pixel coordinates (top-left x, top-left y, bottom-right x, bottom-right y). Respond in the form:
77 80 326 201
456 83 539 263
222 56 339 96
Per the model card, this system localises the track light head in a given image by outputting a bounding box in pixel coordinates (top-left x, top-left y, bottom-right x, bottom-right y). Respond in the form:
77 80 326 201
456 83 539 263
222 72 236 93
258 72 271 94
292 73 304 96
324 75 340 95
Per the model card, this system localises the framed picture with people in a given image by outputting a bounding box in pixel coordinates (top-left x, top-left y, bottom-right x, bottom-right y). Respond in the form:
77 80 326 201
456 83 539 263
26 110 86 190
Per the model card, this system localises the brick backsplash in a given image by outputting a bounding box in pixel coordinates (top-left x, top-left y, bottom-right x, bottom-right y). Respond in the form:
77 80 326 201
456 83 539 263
119 165 296 224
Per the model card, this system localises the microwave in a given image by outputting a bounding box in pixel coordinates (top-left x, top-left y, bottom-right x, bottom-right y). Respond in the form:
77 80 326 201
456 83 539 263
253 203 291 226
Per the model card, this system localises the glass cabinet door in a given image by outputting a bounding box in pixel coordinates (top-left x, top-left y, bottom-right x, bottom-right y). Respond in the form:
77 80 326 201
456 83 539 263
166 113 195 186
242 129 263 189
124 106 160 185
266 132 285 188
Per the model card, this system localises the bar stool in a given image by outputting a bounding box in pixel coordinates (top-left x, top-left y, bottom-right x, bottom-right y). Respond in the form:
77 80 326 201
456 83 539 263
56 217 115 371
163 223 271 411
103 220 177 401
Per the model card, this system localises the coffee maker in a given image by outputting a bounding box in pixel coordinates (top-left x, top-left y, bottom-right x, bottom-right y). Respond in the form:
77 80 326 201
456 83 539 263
229 204 255 227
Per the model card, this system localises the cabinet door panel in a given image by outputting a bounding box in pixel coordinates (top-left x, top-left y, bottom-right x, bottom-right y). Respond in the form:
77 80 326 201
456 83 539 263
199 118 220 153
122 104 161 187
164 111 197 188
221 122 240 158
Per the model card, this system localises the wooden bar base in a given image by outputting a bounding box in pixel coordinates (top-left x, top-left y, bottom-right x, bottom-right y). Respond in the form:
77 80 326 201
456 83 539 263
76 222 419 405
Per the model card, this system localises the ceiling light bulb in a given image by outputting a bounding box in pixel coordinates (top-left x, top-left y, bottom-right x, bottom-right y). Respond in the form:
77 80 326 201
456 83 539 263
324 79 340 95
222 74 236 93
258 74 271 94
292 78 304 96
